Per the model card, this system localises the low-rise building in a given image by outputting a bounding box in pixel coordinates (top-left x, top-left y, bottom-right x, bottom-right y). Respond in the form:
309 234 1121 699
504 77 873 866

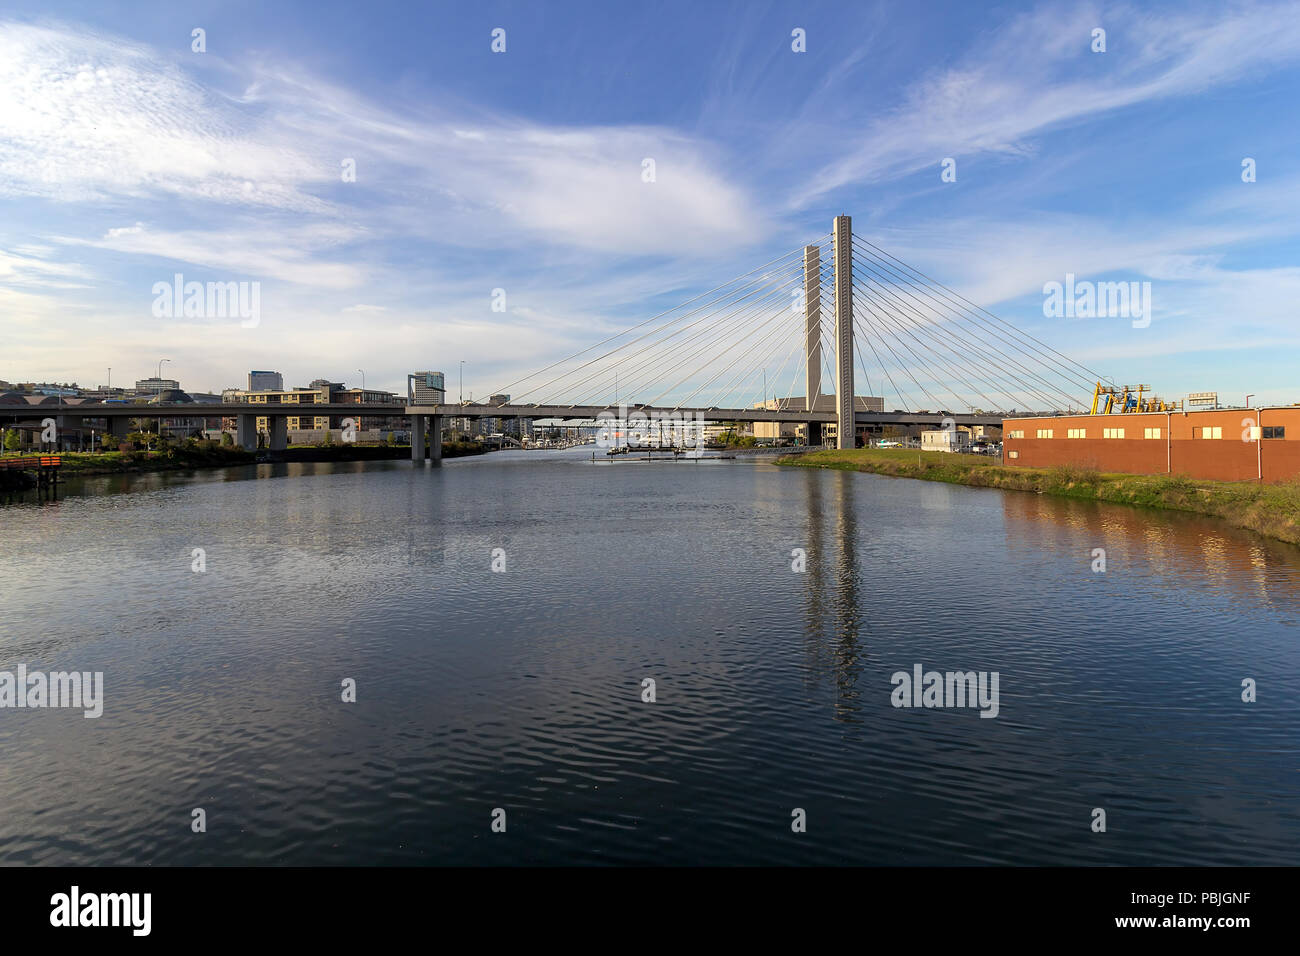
751 394 884 442
135 377 180 394
921 428 971 452
224 380 406 443
1003 406 1300 481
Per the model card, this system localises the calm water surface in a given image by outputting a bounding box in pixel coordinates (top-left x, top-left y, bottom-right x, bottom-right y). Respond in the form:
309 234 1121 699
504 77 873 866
1 449 1297 865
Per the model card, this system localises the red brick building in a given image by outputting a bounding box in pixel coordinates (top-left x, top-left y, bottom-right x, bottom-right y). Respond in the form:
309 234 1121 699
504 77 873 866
1003 406 1300 482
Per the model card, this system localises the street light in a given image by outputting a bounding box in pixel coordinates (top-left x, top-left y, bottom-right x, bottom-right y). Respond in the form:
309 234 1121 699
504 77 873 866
459 361 466 404
156 358 170 392
357 369 365 391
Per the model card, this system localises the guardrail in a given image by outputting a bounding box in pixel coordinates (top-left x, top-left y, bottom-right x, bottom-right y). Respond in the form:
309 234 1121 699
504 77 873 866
0 455 61 488
0 456 61 467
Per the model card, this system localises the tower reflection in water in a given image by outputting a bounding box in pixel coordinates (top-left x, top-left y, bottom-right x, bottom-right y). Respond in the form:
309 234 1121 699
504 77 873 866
801 469 866 724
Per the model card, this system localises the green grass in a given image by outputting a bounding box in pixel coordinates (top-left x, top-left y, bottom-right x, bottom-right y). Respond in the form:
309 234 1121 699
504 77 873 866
30 443 255 475
778 448 1300 545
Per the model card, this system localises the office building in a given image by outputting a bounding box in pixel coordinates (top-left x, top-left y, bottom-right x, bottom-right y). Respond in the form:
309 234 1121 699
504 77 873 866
408 371 446 405
135 377 180 394
248 370 283 391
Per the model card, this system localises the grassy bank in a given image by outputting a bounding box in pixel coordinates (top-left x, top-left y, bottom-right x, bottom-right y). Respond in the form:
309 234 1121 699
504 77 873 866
778 448 1300 546
26 439 487 476
43 444 256 476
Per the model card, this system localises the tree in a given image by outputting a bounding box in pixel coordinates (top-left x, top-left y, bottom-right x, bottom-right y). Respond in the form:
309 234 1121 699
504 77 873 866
2 429 20 453
127 418 161 449
221 431 234 447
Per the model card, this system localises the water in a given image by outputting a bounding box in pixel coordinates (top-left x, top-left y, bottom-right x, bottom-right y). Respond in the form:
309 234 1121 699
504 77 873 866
1 449 1297 865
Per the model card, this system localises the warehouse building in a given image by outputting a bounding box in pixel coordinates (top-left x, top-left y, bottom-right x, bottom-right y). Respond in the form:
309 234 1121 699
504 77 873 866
1003 406 1300 482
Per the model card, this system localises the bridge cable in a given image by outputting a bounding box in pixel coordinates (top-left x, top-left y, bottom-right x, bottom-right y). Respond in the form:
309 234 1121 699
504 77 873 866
852 237 1103 397
502 244 813 404
850 240 1089 409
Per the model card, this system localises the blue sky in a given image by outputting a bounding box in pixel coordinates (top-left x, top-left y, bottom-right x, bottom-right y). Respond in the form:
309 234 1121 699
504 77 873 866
2 0 1299 406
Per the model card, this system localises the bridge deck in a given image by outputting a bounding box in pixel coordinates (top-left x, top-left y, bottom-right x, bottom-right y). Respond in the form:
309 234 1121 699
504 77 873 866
408 403 1005 426
0 401 1006 427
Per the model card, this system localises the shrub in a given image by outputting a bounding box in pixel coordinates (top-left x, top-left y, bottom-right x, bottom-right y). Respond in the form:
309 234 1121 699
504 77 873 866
1048 463 1101 486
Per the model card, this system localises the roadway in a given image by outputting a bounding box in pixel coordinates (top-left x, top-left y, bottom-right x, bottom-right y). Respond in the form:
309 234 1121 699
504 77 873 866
0 401 1008 428
408 402 1006 428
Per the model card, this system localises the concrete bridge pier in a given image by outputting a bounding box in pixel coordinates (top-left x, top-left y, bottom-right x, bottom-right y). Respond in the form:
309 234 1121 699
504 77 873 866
410 415 442 464
56 415 84 451
411 414 426 461
803 243 825 450
237 413 258 452
268 416 287 452
832 214 854 449
804 244 822 412
108 416 130 444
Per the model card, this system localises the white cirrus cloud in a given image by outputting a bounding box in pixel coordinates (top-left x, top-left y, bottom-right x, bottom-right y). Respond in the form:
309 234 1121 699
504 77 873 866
794 1 1300 205
0 19 770 257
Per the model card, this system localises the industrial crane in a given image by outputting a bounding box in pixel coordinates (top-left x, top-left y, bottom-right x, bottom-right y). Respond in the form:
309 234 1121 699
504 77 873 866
1089 382 1182 414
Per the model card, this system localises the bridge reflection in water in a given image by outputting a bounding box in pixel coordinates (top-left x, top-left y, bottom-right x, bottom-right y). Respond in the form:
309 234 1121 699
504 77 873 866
788 465 1300 731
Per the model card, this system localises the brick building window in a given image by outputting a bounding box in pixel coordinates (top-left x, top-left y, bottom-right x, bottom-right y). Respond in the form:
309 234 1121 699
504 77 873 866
1103 427 1125 438
1263 426 1286 439
1008 430 1024 439
1036 429 1054 438
1144 427 1162 439
1200 426 1223 439
1007 450 1019 459
1067 428 1086 438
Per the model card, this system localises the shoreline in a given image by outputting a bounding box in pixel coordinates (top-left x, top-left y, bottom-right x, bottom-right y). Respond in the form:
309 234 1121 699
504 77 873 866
777 448 1300 546
2 441 487 481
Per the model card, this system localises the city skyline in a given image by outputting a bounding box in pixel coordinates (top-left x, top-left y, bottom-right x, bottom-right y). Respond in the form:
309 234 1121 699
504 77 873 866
3 1 1300 404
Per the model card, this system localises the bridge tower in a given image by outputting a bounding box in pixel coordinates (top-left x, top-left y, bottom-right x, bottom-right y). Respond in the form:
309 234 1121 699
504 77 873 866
832 214 854 449
803 244 823 445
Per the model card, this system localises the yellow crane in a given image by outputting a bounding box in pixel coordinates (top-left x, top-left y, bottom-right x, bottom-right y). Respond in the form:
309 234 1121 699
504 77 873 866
1089 382 1181 414
1090 382 1120 414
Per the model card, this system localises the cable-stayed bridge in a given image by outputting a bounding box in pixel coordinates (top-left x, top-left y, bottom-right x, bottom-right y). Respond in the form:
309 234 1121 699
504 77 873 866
407 215 1106 459
3 215 1106 461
